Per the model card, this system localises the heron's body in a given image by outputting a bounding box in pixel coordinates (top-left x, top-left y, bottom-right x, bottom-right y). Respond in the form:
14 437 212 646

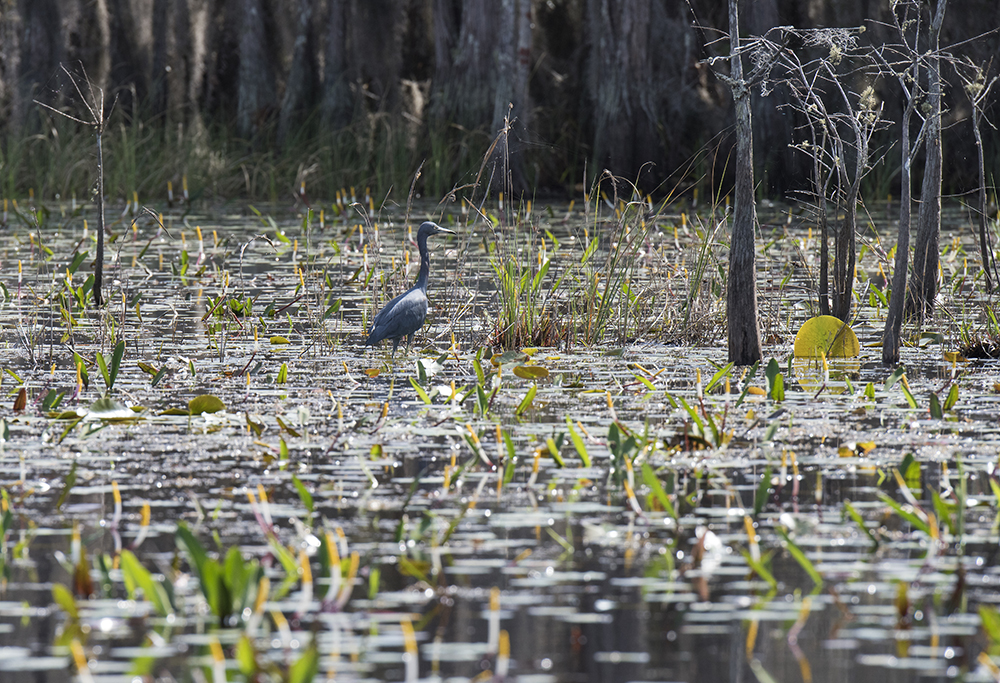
365 221 455 355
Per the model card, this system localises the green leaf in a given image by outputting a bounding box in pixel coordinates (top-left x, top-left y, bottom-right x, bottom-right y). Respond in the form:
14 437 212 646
944 384 959 411
863 382 876 400
189 394 225 415
929 392 943 419
777 527 822 587
288 642 319 683
632 373 656 391
885 366 906 390
740 549 777 589
704 362 734 393
771 373 784 402
876 491 931 536
276 362 289 384
236 634 257 677
109 340 125 388
270 336 290 345
515 384 537 416
899 380 917 409
931 491 956 535
96 352 110 391
565 417 591 468
54 461 78 511
545 437 565 467
980 606 1000 652
513 365 549 380
502 430 516 485
409 377 431 404
51 584 78 620
292 475 314 514
641 463 677 521
321 299 342 321
120 550 173 616
843 500 878 550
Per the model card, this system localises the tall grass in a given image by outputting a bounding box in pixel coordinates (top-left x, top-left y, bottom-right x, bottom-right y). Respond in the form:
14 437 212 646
0 103 502 208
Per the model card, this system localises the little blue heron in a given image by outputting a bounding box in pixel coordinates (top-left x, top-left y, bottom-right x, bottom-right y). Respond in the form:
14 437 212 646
365 221 456 355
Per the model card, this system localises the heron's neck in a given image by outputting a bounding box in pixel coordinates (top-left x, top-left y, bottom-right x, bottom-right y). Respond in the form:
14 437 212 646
415 236 430 291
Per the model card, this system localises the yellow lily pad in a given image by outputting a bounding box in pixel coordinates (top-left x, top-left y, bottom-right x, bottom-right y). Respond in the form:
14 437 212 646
793 315 860 358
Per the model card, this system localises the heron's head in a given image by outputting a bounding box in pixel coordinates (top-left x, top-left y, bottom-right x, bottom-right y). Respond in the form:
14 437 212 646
417 221 457 239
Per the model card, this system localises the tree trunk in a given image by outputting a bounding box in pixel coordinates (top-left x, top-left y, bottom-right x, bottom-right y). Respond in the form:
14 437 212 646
489 0 532 192
321 0 352 129
18 0 63 120
883 100 915 366
431 0 501 130
832 188 858 321
973 100 996 291
1 2 23 133
586 0 658 183
726 0 762 365
278 0 317 146
236 0 276 140
907 0 947 320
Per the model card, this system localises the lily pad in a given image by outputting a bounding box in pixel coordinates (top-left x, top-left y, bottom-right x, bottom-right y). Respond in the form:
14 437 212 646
513 365 549 380
792 315 860 358
188 394 226 415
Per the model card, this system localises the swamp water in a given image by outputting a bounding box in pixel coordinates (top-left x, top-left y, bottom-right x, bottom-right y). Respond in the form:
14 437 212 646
0 199 999 683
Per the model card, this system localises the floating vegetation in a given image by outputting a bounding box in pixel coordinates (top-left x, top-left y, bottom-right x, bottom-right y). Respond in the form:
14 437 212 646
0 197 999 682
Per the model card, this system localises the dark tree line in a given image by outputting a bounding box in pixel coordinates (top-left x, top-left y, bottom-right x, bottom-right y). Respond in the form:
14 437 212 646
1 0 997 200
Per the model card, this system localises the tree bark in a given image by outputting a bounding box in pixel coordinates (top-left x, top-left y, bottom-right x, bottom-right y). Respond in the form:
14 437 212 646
321 0 352 129
726 0 762 365
431 0 501 130
973 89 996 291
278 0 318 146
236 0 276 140
907 0 947 320
586 0 658 183
18 0 63 120
883 98 915 366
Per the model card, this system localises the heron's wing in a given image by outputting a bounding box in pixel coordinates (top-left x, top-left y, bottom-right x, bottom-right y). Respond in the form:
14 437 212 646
366 288 428 345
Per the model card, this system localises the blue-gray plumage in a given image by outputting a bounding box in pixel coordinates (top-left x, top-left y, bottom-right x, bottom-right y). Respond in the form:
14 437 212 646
365 221 456 355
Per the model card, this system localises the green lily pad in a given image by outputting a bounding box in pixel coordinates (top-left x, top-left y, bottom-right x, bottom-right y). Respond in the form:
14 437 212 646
188 394 226 415
513 365 549 380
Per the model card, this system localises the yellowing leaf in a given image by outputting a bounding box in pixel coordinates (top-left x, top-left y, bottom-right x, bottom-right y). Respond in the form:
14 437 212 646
857 441 876 454
838 446 856 458
793 315 860 358
513 365 549 380
188 394 225 415
747 386 766 396
943 351 966 363
745 408 756 421
270 336 290 345
365 368 381 378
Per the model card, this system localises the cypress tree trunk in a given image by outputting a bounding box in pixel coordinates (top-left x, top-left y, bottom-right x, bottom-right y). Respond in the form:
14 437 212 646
883 99 915 365
321 0 352 129
431 0 500 130
586 0 658 181
236 0 276 140
726 0 762 365
908 0 947 320
278 0 317 146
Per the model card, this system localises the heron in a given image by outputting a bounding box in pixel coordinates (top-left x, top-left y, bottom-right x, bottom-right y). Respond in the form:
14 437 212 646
365 221 456 356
